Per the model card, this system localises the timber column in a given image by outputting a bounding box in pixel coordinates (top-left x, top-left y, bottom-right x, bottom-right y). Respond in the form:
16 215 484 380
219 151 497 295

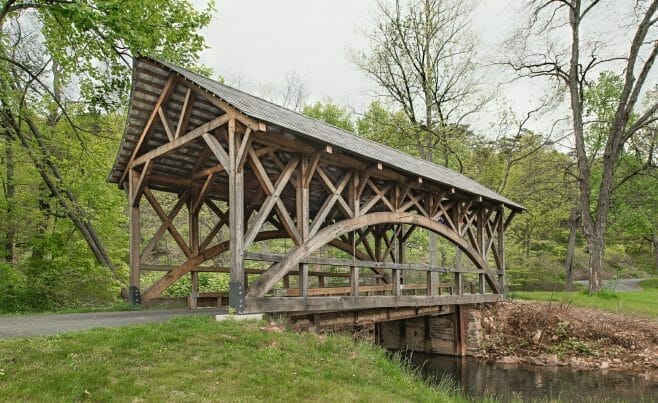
297 156 311 296
128 168 141 305
228 119 246 313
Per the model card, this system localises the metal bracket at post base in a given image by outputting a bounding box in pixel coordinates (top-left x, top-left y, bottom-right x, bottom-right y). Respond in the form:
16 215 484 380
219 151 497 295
130 286 141 305
229 282 245 314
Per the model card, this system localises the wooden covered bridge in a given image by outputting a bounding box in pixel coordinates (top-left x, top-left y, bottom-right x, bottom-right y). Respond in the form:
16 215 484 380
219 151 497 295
109 57 524 321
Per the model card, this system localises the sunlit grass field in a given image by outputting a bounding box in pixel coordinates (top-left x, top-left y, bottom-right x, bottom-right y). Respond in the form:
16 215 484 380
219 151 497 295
0 316 463 402
510 280 658 319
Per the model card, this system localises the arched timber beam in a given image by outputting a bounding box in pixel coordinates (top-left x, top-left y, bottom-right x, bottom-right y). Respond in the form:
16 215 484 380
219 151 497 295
142 230 286 302
247 211 500 298
141 230 376 302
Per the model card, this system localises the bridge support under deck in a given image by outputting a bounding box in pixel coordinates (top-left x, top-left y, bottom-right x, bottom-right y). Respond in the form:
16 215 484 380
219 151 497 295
376 304 480 357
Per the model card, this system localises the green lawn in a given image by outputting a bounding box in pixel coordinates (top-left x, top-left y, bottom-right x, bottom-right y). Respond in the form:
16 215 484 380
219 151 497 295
510 282 658 319
0 316 460 402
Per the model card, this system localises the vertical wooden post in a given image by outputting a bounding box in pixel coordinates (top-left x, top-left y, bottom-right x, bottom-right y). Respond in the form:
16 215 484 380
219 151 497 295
128 169 141 305
454 271 463 296
393 269 401 297
189 189 200 309
228 119 246 313
397 224 405 286
351 266 359 296
452 202 462 296
477 207 485 295
498 207 506 295
453 305 467 356
349 170 359 297
297 156 310 297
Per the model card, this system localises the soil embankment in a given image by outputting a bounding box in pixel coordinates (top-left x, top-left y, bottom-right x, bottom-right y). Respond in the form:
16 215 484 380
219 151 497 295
475 302 658 372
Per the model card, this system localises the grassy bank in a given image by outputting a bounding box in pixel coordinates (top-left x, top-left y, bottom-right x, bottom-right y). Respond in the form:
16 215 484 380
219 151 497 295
0 316 459 401
510 283 658 319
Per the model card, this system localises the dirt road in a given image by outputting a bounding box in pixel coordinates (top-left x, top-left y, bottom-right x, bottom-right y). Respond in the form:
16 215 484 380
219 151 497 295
0 308 226 339
574 278 645 292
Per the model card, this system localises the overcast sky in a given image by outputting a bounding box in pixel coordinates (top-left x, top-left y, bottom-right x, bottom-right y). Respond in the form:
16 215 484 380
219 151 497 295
193 1 552 134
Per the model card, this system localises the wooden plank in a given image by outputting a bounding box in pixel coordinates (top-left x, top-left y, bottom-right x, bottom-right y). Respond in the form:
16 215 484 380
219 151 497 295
228 118 246 313
140 190 190 261
120 75 176 184
158 107 175 142
175 87 194 139
243 151 299 248
203 132 230 169
309 170 353 235
242 252 492 274
245 294 503 313
350 266 359 296
128 169 141 303
283 283 429 297
132 114 230 166
143 188 192 258
192 173 214 213
131 161 153 207
236 128 252 171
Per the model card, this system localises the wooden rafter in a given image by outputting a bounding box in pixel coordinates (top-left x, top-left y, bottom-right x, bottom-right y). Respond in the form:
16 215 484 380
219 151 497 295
119 75 176 184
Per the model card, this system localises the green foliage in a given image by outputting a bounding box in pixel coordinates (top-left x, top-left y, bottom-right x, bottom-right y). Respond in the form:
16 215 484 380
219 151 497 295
38 0 215 110
0 263 27 312
638 278 658 289
302 100 355 133
581 289 619 300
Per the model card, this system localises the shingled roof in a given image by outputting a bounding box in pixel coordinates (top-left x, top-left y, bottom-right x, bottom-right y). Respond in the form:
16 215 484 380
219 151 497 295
110 57 524 212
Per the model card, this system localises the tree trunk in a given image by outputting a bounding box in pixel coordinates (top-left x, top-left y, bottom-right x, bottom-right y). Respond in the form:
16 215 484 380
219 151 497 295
2 108 117 277
587 233 604 292
31 183 51 261
3 136 15 263
651 220 658 274
565 208 579 291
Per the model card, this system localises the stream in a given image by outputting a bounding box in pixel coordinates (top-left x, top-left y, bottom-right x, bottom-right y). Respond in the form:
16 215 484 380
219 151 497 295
408 353 658 402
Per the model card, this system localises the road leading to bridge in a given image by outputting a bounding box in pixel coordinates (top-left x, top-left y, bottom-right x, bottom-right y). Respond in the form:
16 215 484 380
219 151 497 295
0 308 226 339
574 278 645 292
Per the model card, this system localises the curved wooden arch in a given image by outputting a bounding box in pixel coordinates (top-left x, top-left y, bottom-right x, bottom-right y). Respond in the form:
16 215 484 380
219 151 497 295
142 230 377 302
247 211 499 298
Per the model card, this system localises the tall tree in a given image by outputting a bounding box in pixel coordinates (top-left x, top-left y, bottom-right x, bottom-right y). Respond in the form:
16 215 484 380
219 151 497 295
352 0 489 167
353 0 490 270
0 0 214 278
505 1 658 291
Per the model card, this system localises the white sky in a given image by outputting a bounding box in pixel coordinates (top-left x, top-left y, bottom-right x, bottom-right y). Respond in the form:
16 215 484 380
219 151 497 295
193 1 564 135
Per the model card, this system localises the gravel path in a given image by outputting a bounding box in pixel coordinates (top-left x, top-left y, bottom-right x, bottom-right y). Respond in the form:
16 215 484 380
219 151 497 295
0 308 226 339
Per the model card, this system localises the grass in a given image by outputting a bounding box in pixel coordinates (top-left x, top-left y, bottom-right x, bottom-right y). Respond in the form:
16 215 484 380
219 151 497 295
0 316 463 402
510 281 658 319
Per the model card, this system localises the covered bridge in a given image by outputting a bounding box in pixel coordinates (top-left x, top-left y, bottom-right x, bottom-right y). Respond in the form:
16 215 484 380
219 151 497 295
109 57 524 317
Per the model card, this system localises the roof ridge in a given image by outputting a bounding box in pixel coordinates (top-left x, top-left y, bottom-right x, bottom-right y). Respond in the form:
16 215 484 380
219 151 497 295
149 58 490 186
141 56 524 211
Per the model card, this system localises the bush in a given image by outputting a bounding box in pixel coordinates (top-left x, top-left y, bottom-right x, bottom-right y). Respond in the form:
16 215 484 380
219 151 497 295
22 255 120 311
0 263 28 312
0 242 121 313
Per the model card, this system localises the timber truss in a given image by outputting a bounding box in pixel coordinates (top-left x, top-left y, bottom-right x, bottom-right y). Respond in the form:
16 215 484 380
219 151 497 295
112 58 522 314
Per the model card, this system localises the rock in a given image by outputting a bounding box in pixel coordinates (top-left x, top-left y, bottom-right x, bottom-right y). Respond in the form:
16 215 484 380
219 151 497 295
497 356 519 364
569 357 583 367
526 356 545 366
651 358 658 369
532 329 542 343
598 361 610 370
541 353 559 366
